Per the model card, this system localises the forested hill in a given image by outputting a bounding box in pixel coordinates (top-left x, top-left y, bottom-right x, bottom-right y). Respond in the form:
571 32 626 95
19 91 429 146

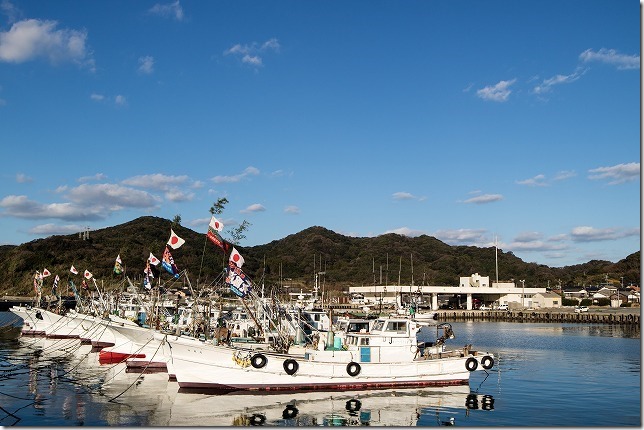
0 216 639 296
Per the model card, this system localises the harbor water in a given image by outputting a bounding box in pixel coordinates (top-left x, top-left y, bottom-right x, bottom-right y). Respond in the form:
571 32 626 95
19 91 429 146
0 314 640 426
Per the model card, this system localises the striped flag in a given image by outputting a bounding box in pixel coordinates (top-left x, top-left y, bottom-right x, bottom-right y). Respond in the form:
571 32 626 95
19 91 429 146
52 275 60 297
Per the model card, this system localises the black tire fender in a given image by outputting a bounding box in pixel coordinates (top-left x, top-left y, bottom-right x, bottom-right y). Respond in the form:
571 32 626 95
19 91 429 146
465 357 478 371
282 405 298 419
250 413 266 426
283 358 299 375
346 399 362 412
346 361 361 377
251 353 268 369
481 355 494 370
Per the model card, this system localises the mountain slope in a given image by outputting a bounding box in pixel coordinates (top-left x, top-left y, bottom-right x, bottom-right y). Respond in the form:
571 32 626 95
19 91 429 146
0 216 638 296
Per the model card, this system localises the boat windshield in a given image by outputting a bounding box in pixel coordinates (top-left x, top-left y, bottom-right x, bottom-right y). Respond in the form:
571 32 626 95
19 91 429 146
371 320 385 332
347 321 370 333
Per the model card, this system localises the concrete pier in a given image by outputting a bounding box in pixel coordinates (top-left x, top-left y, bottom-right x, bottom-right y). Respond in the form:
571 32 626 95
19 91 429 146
435 309 640 325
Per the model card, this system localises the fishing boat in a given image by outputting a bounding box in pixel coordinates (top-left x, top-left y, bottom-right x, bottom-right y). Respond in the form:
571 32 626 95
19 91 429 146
164 316 495 391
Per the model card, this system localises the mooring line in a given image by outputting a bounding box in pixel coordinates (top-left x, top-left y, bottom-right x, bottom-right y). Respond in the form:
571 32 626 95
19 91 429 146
108 336 165 402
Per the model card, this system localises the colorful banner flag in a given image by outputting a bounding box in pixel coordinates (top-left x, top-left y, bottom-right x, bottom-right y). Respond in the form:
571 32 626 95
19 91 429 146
207 228 231 253
33 271 42 294
42 268 51 277
209 215 224 232
225 261 252 298
148 252 160 266
143 274 152 290
162 246 180 279
81 279 89 290
144 259 155 279
70 265 78 275
143 259 154 290
84 269 93 280
113 254 123 275
167 229 185 249
229 247 245 268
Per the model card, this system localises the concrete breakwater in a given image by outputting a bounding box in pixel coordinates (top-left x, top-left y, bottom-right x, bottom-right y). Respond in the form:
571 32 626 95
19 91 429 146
435 309 640 325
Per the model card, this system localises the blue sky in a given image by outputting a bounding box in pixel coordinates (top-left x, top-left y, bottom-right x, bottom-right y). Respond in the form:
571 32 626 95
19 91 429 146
0 0 640 269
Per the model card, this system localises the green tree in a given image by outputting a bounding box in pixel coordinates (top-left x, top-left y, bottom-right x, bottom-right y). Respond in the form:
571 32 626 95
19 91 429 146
228 220 251 245
172 214 181 226
210 198 229 216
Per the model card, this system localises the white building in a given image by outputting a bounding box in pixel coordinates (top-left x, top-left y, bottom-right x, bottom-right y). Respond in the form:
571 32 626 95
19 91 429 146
348 273 546 311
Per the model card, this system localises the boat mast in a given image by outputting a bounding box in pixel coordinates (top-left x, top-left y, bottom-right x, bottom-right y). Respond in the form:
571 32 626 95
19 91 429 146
495 235 499 285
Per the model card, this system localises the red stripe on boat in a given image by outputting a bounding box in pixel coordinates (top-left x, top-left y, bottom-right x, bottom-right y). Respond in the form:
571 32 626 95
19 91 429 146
99 350 145 364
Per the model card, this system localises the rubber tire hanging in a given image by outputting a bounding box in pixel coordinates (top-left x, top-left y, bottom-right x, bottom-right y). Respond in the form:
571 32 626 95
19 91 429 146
283 358 299 375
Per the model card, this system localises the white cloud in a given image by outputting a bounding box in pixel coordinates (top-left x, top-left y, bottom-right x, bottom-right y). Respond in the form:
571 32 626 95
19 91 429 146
0 195 105 221
90 93 104 101
138 55 154 74
78 173 107 183
114 95 127 106
241 203 266 213
579 48 640 70
516 174 547 187
212 166 260 184
533 68 585 95
28 223 86 236
433 228 488 245
0 19 94 70
122 173 190 190
284 205 300 214
553 170 576 181
463 194 503 204
588 162 639 185
148 0 184 21
224 38 280 68
16 173 32 183
392 192 415 200
1 0 21 24
514 231 543 243
517 171 576 186
383 227 425 237
64 183 160 209
476 79 516 102
570 226 639 242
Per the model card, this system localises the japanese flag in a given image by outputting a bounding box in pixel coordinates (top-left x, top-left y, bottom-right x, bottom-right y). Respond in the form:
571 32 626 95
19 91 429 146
209 215 224 232
70 265 79 275
84 270 93 280
42 268 51 277
148 252 160 266
229 247 245 268
167 229 185 249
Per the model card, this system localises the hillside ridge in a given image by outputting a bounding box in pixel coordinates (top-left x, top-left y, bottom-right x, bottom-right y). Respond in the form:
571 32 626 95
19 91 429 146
0 216 639 296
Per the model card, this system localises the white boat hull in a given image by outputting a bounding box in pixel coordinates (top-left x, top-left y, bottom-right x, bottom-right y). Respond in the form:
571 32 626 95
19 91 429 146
166 335 491 391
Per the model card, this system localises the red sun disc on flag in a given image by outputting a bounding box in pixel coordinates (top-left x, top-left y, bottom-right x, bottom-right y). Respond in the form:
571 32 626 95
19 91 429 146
171 237 179 245
232 254 240 262
215 222 220 229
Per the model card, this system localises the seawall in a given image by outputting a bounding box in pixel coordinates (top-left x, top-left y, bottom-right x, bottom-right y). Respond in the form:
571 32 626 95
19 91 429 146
435 309 640 325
